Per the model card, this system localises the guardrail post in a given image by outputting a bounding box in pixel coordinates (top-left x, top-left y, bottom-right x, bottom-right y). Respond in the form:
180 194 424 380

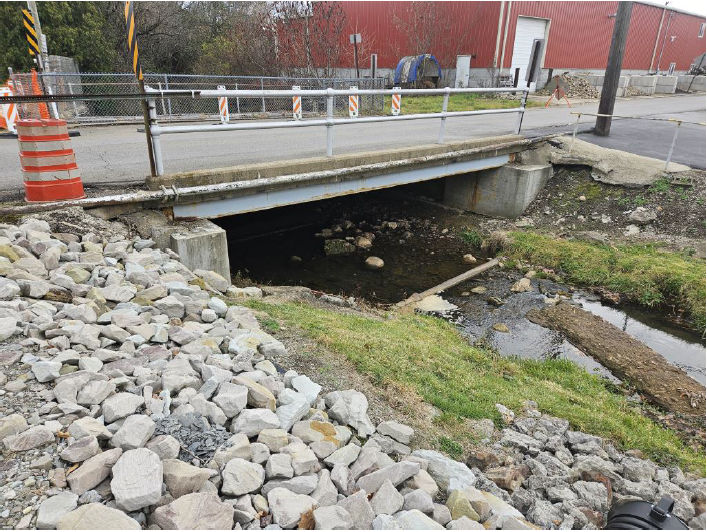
570 113 582 154
164 74 172 119
147 97 164 176
515 89 529 134
664 121 681 171
437 88 450 143
260 77 266 113
326 88 334 156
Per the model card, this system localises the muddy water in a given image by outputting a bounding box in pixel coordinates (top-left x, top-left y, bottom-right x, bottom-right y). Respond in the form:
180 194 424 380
221 192 705 385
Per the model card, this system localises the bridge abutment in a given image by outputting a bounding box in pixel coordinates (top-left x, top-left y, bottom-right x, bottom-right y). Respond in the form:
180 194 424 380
443 163 553 218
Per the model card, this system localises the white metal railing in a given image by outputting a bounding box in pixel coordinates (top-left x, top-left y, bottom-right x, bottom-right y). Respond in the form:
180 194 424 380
143 86 530 176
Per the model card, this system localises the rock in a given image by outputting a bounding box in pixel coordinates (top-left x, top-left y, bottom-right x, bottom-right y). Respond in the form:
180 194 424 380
163 459 211 498
371 479 404 515
324 239 356 256
267 487 317 529
628 207 657 225
411 450 476 494
267 453 295 480
313 505 353 530
291 375 322 405
324 442 361 467
0 316 19 341
68 417 111 441
404 488 435 513
492 323 510 333
222 458 265 496
3 424 54 451
325 390 375 437
258 428 290 453
57 503 140 530
463 254 477 264
312 469 338 506
446 490 480 521
68 449 123 494
110 448 163 511
76 381 116 406
364 256 384 270
194 269 230 292
0 413 28 440
276 390 310 431
37 492 79 529
510 278 532 293
213 382 248 418
446 516 484 530
102 393 144 423
357 461 420 494
526 499 564 529
376 421 414 444
373 514 402 530
395 509 445 530
110 414 155 450
407 469 439 499
101 283 137 303
31 360 62 383
60 436 101 463
146 435 181 460
433 503 452 526
151 493 235 530
338 489 375 530
231 408 280 437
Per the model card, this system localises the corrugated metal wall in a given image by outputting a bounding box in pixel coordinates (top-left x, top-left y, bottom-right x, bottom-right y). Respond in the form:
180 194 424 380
334 1 705 71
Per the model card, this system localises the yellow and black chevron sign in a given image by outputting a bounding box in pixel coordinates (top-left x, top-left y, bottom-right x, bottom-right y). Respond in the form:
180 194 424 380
22 8 40 56
124 1 143 81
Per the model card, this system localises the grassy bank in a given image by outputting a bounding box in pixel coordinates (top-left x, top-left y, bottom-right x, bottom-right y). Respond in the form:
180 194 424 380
504 232 706 332
380 93 540 115
248 300 704 473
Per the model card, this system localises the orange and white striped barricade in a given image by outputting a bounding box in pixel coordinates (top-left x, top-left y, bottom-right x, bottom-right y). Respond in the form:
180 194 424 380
391 87 402 116
16 119 85 202
292 85 302 120
217 85 229 124
348 86 359 118
0 83 18 134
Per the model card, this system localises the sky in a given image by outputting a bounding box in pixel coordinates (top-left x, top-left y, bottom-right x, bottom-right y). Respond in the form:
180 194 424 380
642 0 706 16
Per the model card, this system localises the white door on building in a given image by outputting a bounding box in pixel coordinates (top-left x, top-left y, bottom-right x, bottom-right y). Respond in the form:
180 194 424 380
511 16 548 92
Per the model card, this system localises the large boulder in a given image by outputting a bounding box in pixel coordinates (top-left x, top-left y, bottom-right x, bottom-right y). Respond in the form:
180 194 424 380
110 448 163 511
151 493 234 530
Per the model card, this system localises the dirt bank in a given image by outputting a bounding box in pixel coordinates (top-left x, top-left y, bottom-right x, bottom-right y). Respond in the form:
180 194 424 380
527 303 706 421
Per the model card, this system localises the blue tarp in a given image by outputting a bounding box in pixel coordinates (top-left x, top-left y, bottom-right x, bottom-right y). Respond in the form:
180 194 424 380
393 54 442 84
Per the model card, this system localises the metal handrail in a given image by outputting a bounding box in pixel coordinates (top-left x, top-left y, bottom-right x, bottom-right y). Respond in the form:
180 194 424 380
143 86 530 176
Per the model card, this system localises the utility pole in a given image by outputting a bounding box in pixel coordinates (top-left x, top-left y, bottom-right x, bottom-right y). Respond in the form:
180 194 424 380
27 1 49 71
595 1 633 136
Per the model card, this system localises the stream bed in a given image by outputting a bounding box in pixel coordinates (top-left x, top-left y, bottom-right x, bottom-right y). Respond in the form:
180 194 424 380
220 192 705 386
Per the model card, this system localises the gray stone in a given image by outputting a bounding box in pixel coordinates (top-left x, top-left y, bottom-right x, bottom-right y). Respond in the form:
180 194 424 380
110 448 163 511
231 409 280 438
337 489 375 530
258 428 290 453
3 424 54 451
373 515 402 530
31 360 62 383
267 487 317 529
60 436 101 463
152 493 235 530
67 448 123 495
213 382 248 418
68 417 111 441
291 375 322 405
311 469 338 506
77 381 116 406
222 458 265 496
629 207 657 225
403 488 434 514
526 499 564 529
371 479 404 515
154 295 186 318
324 442 361 467
324 390 375 437
313 505 353 530
102 393 144 423
0 413 28 440
446 517 484 530
377 421 414 445
146 434 181 460
395 509 445 530
110 414 155 450
357 461 420 494
37 492 79 529
266 454 294 480
262 475 318 496
276 390 310 432
163 458 211 498
56 503 140 530
411 450 476 494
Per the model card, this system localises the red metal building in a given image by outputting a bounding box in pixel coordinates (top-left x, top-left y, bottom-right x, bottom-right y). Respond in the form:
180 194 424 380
328 1 705 73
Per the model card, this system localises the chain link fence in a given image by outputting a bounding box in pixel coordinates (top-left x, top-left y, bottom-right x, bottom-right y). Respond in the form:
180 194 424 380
9 72 387 123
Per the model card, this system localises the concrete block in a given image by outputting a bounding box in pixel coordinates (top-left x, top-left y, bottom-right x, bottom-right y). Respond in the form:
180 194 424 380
677 75 706 92
169 220 231 281
443 163 552 218
654 75 678 94
628 75 657 95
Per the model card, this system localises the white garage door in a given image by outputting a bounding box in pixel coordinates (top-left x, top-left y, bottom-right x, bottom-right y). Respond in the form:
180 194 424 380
511 16 548 92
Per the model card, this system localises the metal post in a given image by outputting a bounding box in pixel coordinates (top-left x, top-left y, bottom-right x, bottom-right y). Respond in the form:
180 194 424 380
664 121 681 171
260 77 266 113
164 74 172 118
67 83 79 118
147 97 163 176
326 88 334 156
570 113 581 153
158 82 166 116
515 90 528 133
438 89 450 143
235 82 241 115
138 79 157 177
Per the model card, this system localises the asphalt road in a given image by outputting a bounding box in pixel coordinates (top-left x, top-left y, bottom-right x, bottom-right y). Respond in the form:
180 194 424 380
1 94 704 191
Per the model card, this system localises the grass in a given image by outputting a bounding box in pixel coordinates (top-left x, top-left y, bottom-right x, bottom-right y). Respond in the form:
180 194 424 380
459 227 483 248
504 232 706 332
247 299 705 473
379 93 541 115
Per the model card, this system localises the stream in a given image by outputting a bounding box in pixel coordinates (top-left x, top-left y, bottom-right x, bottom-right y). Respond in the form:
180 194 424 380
219 191 706 386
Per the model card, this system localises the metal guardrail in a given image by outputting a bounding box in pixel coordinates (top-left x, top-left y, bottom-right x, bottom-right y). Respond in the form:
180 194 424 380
569 111 706 170
144 86 530 176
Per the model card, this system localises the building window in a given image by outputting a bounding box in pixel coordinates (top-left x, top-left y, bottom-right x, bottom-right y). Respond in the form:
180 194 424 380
699 23 705 38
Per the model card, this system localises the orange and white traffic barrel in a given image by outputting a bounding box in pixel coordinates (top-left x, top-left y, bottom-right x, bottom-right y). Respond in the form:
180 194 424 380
348 86 358 118
0 83 18 134
391 87 401 116
292 85 302 120
217 85 229 124
16 119 85 202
